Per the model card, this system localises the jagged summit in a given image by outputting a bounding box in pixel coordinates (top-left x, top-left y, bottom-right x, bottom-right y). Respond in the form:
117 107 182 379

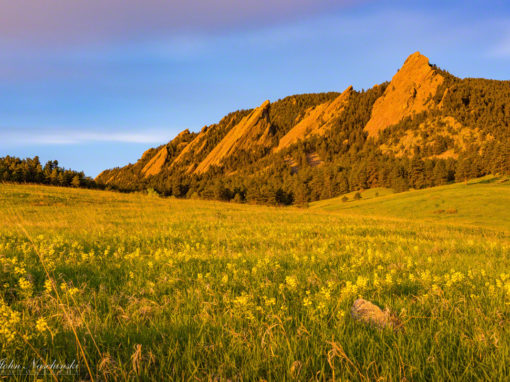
403 51 429 67
276 86 353 151
364 51 444 137
142 146 168 177
194 100 272 174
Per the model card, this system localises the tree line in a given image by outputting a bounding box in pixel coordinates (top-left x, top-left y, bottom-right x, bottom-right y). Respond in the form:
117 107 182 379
0 156 96 188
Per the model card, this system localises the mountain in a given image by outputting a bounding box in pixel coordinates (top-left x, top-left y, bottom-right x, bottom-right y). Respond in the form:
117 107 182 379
195 100 273 174
96 52 510 205
364 52 445 137
275 86 353 151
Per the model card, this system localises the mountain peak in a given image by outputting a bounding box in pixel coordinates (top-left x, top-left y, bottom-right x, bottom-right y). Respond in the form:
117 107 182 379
142 146 168 177
275 85 353 151
193 99 273 173
364 51 444 137
397 51 435 79
175 129 191 138
403 51 429 66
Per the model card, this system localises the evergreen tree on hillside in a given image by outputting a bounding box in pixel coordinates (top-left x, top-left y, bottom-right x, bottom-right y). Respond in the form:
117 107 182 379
433 160 449 185
409 157 426 189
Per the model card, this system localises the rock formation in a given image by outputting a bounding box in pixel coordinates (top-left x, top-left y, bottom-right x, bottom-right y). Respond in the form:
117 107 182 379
364 52 444 137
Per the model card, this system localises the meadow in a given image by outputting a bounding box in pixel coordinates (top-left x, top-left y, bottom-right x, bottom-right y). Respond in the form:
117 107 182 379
311 176 510 231
0 180 509 380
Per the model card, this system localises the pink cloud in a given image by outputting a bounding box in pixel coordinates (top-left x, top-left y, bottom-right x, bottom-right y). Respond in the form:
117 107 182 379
0 0 364 45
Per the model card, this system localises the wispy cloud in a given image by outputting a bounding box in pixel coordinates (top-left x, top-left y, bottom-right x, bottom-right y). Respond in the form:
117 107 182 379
0 0 363 46
0 129 173 146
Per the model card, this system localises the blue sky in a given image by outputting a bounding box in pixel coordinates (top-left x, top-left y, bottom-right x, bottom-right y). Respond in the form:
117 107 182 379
1 0 510 177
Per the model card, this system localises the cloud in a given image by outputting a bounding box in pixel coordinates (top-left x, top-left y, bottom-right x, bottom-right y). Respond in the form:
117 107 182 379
0 129 173 146
0 0 364 46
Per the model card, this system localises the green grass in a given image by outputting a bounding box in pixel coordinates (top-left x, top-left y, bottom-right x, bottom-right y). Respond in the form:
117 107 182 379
311 176 510 232
0 182 509 380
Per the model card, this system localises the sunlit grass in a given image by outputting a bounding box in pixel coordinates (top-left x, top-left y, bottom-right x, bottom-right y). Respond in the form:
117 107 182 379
0 183 509 380
311 176 510 231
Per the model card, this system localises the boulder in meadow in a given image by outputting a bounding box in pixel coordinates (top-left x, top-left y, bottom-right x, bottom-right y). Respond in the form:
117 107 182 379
351 298 402 331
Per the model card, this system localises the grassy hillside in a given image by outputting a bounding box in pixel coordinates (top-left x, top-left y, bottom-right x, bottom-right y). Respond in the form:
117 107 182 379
311 176 510 232
0 183 509 380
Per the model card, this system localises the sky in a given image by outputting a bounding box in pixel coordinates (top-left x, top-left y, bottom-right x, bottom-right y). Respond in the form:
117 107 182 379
1 0 510 177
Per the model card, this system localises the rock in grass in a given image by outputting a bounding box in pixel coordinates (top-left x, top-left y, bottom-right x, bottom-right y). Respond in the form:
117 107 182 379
351 299 402 331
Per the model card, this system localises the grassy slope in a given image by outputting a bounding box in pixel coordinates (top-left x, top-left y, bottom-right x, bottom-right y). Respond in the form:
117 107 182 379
311 176 510 232
0 183 509 380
